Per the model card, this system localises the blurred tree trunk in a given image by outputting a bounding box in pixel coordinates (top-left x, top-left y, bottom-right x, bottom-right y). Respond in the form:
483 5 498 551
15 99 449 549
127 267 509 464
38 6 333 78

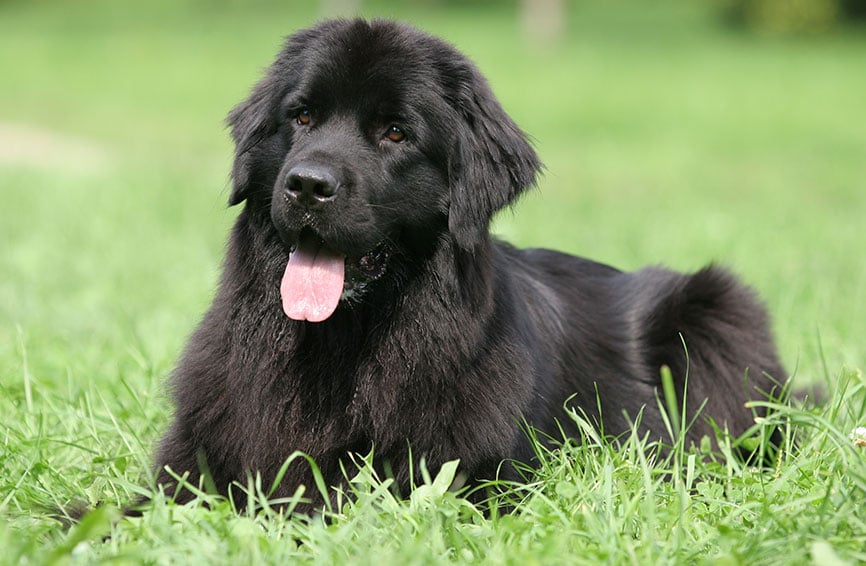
521 0 566 46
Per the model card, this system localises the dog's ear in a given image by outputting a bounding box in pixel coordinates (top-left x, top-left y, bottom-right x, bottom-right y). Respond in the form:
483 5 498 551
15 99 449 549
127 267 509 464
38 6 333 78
448 63 541 248
225 74 280 206
226 23 342 207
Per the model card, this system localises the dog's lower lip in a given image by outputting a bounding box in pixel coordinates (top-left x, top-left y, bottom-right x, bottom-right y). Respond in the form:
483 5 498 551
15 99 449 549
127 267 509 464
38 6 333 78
357 246 389 277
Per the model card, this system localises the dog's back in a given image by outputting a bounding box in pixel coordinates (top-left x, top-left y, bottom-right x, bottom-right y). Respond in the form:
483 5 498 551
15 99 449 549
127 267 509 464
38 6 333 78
504 245 785 448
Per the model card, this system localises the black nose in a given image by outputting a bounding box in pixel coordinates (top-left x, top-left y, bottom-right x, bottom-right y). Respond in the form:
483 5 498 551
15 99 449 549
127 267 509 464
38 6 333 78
285 164 339 205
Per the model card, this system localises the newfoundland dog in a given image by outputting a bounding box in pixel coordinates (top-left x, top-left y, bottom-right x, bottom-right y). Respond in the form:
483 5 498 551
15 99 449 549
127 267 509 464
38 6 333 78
155 19 786 511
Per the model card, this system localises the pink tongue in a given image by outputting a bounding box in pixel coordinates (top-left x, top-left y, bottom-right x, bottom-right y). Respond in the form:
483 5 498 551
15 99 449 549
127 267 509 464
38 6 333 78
280 234 345 322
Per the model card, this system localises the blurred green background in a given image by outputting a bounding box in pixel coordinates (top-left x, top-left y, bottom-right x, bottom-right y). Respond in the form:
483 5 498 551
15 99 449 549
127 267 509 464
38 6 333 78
1 0 864 415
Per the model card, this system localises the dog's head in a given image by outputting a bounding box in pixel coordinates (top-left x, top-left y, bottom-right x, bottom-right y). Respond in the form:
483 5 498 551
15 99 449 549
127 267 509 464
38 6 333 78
226 19 541 321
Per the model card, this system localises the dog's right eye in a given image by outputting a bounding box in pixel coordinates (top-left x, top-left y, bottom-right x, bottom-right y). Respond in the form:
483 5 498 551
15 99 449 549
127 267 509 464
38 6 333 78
385 125 406 143
295 108 312 126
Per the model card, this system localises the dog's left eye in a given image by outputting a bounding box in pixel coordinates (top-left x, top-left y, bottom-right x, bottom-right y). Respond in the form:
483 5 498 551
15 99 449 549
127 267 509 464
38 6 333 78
385 126 406 143
296 108 312 126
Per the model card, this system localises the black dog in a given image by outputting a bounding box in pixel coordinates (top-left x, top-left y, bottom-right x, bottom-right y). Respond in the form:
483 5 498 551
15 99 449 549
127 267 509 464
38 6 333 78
155 19 785 511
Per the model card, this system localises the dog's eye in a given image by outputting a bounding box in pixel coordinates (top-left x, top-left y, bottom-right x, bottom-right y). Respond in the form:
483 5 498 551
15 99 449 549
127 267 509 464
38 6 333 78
385 125 406 143
296 108 312 126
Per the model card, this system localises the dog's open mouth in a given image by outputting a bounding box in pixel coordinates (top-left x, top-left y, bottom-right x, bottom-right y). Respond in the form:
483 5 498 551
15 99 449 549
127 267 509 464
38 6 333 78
280 228 389 322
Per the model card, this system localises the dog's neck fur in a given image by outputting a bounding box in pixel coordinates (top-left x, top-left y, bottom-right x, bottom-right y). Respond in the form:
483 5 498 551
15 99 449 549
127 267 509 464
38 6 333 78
220 208 499 376
204 208 517 476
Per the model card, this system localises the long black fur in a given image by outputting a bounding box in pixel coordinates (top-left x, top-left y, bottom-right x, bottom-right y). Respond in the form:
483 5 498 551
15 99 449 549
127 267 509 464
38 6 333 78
155 19 786 512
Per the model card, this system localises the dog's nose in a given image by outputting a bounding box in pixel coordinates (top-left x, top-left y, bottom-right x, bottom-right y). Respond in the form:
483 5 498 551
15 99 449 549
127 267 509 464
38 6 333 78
285 165 339 205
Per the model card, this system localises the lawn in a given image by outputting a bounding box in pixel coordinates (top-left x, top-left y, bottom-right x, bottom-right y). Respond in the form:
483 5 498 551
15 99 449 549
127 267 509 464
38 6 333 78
1 0 865 563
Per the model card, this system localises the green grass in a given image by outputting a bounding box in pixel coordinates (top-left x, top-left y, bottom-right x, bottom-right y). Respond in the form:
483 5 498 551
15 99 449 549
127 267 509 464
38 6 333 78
1 0 865 563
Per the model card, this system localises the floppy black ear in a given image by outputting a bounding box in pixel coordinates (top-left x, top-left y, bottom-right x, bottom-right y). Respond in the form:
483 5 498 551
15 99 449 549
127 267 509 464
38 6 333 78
448 64 541 248
226 22 345 207
226 75 280 206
